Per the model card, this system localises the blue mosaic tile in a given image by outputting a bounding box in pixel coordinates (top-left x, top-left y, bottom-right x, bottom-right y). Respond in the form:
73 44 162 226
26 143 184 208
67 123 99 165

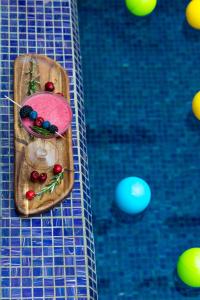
0 0 97 299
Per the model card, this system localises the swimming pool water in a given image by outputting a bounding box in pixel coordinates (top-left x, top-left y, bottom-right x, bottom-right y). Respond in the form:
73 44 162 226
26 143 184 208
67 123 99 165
78 0 200 299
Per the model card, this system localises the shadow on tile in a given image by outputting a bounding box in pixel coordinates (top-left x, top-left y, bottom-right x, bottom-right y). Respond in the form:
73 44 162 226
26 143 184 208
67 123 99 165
185 111 200 134
182 20 200 43
110 201 147 225
164 214 200 229
86 125 156 145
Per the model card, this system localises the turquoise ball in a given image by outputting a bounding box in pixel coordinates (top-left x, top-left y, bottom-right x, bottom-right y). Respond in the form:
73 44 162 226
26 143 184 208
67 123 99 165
116 177 151 214
42 120 51 129
29 110 38 120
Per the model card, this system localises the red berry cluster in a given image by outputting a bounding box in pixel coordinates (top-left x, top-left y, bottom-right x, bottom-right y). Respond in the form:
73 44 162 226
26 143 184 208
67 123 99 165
26 164 63 200
30 171 47 183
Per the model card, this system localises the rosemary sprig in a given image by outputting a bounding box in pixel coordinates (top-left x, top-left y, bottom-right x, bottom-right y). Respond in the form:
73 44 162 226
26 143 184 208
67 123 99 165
36 172 64 197
30 126 53 137
27 59 40 95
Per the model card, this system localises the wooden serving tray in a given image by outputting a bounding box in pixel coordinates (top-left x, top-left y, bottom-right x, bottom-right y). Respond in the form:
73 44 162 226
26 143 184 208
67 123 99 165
14 54 74 216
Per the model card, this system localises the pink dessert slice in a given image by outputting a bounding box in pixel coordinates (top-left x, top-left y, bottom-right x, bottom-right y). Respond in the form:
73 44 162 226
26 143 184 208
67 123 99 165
21 92 72 137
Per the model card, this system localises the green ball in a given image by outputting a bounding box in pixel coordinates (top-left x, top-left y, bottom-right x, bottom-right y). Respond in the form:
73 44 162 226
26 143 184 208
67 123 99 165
125 0 157 17
177 248 200 288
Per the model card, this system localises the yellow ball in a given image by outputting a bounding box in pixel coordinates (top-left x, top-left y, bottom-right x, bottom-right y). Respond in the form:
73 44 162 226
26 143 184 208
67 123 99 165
192 91 200 120
186 0 200 30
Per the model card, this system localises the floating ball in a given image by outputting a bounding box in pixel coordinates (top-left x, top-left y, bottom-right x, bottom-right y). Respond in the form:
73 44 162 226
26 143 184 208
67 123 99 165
116 177 151 214
177 248 200 288
192 91 200 120
186 0 200 30
125 0 157 17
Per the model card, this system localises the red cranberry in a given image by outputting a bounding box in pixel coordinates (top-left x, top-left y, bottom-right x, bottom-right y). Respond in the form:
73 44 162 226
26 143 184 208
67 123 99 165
56 92 64 97
53 164 63 175
45 81 55 92
26 190 36 200
34 117 44 127
37 117 44 123
39 173 47 183
30 171 40 182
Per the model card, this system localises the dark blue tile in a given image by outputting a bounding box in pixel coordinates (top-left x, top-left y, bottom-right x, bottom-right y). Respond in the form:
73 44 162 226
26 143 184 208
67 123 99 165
33 257 42 266
65 246 74 255
1 268 10 277
67 286 75 296
33 277 43 287
22 288 32 299
43 257 53 265
65 256 74 265
2 288 10 298
44 267 53 276
55 266 64 276
2 277 9 287
53 228 62 236
74 218 83 227
66 277 76 286
33 268 43 276
43 247 53 256
11 288 21 298
11 278 20 287
54 247 63 256
54 257 64 266
22 248 31 256
77 287 87 296
44 278 54 286
66 267 75 276
22 277 32 287
34 288 43 297
55 277 64 286
33 248 42 256
22 268 32 277
32 219 41 226
56 287 65 296
44 287 54 297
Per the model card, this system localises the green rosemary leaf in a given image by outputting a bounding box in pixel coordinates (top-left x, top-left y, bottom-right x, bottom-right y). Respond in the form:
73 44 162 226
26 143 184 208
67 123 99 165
31 126 52 137
36 172 64 197
26 59 40 95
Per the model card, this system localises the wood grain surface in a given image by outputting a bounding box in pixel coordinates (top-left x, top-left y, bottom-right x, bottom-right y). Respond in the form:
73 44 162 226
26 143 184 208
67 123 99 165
14 54 74 216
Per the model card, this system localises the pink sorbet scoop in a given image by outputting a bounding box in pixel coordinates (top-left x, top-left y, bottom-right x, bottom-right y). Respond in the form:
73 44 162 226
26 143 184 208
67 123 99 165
21 92 72 136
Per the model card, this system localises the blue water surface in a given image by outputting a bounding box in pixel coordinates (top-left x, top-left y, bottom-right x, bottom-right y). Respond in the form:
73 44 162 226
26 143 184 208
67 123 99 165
78 0 200 299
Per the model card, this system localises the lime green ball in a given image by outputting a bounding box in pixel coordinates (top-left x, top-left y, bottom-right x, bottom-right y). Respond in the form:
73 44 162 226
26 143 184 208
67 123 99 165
125 0 157 16
177 248 200 288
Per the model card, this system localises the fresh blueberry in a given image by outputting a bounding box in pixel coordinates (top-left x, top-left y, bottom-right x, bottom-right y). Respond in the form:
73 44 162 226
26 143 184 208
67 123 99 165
29 110 38 120
42 120 51 129
49 125 58 134
20 105 33 118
